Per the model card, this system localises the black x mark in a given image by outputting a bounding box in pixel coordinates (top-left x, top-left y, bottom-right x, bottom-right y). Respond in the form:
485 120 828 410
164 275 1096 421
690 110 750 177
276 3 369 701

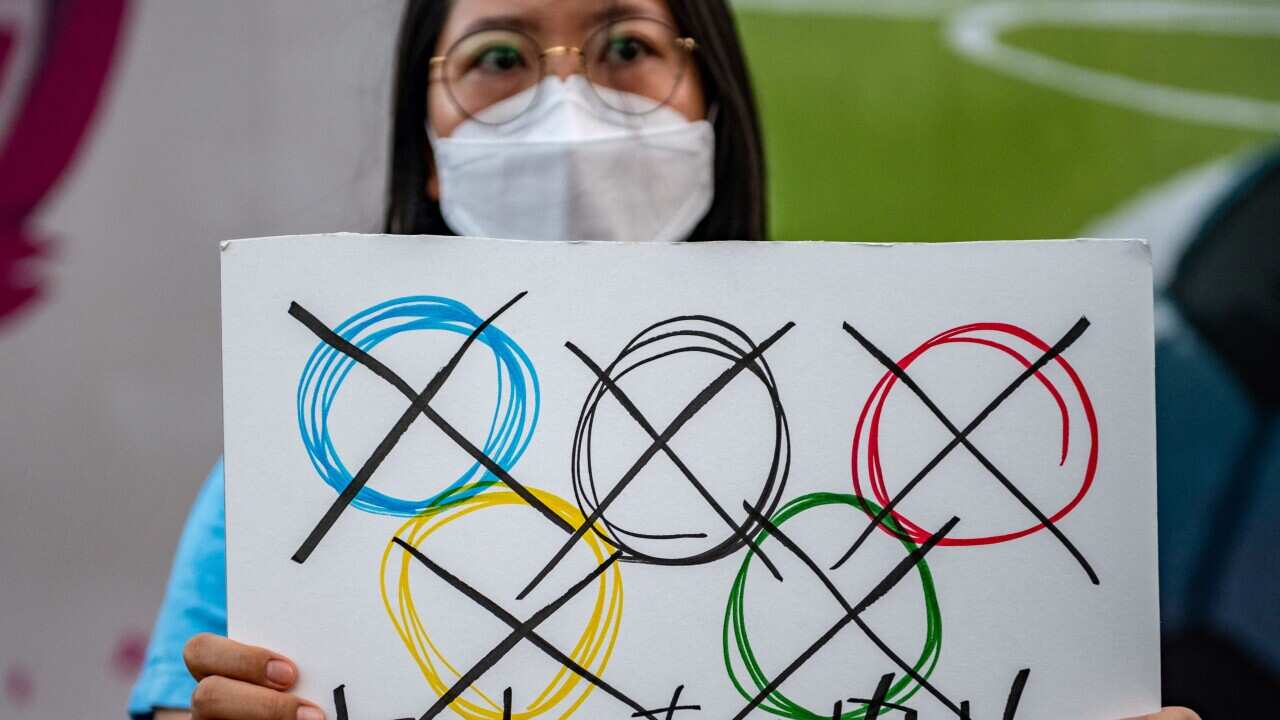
289 293 581 563
733 501 966 720
517 321 796 600
565 341 785 572
391 537 665 720
830 318 1099 586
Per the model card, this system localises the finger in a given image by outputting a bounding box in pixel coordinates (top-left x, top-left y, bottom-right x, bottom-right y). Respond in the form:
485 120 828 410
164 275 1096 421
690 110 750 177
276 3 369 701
183 633 298 690
1122 709 1200 720
190 675 324 720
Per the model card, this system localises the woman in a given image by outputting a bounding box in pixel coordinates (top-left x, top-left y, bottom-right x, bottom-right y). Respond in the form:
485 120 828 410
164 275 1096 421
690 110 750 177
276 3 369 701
128 1 1194 718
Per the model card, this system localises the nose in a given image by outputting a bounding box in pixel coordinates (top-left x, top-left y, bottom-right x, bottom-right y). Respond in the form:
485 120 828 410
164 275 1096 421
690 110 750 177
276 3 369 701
542 46 584 80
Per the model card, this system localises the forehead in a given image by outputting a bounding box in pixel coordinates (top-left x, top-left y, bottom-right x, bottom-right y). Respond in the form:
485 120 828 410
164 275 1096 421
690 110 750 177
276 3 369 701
439 0 678 47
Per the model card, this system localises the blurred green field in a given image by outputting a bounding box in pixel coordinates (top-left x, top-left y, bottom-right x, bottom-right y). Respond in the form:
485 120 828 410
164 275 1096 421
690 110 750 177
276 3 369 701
735 8 1279 242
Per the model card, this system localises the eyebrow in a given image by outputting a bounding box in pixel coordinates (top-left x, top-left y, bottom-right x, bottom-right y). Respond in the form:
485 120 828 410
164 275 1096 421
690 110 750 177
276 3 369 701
456 13 540 39
454 1 669 42
583 0 663 28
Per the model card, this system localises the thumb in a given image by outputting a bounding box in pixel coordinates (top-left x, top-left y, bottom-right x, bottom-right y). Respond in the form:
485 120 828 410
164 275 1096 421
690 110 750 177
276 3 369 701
1123 709 1199 720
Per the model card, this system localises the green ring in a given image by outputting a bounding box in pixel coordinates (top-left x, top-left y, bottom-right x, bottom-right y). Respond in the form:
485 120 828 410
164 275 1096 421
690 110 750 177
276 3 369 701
722 492 943 719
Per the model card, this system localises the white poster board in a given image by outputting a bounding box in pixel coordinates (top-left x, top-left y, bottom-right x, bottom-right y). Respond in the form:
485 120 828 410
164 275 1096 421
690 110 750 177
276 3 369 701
221 235 1160 720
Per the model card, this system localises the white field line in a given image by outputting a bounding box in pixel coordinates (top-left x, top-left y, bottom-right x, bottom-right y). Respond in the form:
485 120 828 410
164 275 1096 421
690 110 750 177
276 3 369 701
1083 153 1251 289
945 1 1280 132
731 0 963 19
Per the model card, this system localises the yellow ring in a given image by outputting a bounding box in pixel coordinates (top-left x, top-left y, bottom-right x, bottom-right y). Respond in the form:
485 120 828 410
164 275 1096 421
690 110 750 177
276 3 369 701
380 488 624 719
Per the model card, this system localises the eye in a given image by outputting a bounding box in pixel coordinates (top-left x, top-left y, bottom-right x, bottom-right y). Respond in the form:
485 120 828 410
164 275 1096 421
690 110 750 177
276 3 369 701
472 44 527 73
603 34 652 65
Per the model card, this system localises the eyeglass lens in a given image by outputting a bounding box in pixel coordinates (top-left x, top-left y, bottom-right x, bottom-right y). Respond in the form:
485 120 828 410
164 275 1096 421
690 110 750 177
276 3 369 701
439 17 691 125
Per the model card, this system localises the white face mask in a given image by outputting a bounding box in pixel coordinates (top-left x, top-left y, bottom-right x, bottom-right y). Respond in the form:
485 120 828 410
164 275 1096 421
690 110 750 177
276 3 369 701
427 75 715 243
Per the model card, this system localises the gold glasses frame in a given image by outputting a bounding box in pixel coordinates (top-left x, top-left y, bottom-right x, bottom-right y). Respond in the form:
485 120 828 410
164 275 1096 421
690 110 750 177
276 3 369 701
428 15 699 126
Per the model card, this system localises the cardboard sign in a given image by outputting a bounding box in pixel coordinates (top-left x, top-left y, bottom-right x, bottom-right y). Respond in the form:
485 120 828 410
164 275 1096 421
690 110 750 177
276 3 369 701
221 235 1160 719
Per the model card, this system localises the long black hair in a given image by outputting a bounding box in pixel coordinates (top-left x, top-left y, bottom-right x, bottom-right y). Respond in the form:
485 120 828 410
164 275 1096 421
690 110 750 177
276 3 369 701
382 0 768 242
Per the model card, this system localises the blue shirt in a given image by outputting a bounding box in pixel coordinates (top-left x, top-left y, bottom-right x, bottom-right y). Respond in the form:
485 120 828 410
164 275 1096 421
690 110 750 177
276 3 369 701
127 306 1280 717
128 460 227 719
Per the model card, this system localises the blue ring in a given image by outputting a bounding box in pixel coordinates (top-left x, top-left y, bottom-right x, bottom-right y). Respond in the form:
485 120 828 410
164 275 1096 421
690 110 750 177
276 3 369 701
296 296 539 516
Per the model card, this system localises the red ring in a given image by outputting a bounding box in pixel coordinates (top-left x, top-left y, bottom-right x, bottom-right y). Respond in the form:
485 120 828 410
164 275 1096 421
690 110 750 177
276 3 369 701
850 322 1098 546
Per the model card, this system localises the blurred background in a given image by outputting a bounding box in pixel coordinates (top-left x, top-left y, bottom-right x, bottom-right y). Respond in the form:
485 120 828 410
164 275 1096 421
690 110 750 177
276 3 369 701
1 0 1276 717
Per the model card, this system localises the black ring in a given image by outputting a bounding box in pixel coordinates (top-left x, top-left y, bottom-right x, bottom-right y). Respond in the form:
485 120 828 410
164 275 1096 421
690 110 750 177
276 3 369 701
571 315 791 567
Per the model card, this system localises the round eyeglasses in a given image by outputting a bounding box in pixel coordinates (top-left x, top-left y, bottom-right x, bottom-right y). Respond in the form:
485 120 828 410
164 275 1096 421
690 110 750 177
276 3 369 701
429 16 698 126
